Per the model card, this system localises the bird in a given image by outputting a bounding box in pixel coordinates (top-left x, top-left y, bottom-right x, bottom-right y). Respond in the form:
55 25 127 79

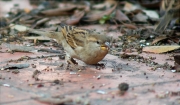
27 24 110 69
155 0 180 33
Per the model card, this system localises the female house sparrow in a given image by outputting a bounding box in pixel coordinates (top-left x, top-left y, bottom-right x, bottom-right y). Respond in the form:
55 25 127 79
155 0 180 33
27 24 110 66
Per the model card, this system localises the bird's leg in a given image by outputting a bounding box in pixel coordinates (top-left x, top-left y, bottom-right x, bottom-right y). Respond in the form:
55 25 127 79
70 58 78 65
94 63 106 70
67 58 85 71
64 54 85 70
64 54 73 70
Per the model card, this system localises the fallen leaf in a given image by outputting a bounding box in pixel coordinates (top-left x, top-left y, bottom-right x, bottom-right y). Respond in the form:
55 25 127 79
143 10 159 19
31 18 50 28
115 9 130 22
92 0 117 9
143 46 180 53
151 36 167 45
138 0 161 9
10 24 27 32
32 97 72 105
123 1 140 12
40 6 76 16
133 12 148 22
65 11 85 25
82 4 117 22
1 63 30 70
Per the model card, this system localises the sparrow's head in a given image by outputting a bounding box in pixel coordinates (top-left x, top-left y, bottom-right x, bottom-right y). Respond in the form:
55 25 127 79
86 31 110 52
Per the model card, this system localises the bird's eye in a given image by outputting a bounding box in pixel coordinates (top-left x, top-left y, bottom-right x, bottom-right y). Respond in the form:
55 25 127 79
97 41 100 44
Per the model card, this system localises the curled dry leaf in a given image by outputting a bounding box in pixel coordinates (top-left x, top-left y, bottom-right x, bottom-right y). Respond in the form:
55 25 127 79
32 97 73 105
143 46 180 53
71 3 90 12
40 5 76 16
31 18 50 28
115 9 130 22
151 35 180 45
125 9 143 19
82 4 117 22
151 36 167 45
123 1 140 12
138 0 161 9
92 0 117 10
65 11 85 25
1 63 30 70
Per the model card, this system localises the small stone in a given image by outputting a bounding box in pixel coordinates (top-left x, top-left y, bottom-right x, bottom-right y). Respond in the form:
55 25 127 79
118 82 129 91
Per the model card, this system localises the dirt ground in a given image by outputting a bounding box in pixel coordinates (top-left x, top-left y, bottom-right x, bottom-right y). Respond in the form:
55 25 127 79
0 0 180 105
0 25 180 105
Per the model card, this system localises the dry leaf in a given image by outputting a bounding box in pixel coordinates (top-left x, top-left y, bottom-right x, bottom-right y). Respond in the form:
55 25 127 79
138 0 161 9
82 4 117 22
142 10 159 19
93 0 117 9
143 46 180 53
66 11 85 25
1 63 30 70
32 97 72 105
40 6 76 16
31 18 50 28
10 24 27 32
132 12 148 22
115 9 130 22
123 1 140 12
151 36 167 45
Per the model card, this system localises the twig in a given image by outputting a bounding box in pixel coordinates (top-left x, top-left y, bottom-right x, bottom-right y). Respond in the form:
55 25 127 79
9 13 24 23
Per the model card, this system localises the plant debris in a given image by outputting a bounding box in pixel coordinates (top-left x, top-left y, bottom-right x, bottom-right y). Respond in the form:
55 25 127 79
118 82 129 95
32 96 73 105
0 0 180 105
0 63 29 70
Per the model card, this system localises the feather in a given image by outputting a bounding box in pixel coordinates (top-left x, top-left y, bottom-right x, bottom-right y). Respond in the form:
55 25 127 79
60 25 88 49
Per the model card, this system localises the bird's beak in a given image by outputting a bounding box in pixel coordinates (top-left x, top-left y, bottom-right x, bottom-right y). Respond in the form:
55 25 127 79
101 42 110 50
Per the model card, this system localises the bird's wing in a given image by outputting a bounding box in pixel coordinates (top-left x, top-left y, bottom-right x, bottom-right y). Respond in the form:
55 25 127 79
60 25 88 49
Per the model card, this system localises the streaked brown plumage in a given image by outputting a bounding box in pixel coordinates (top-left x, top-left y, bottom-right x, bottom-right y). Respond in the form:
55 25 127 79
27 24 110 66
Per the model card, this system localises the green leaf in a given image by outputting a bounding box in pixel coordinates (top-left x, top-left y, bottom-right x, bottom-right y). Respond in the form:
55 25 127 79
99 19 106 24
102 15 110 20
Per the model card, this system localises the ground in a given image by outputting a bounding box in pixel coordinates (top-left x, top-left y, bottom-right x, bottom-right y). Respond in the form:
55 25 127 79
0 0 180 105
0 25 180 105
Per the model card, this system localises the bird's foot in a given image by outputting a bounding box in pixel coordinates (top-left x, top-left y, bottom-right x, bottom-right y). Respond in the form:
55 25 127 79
94 63 106 70
65 58 85 71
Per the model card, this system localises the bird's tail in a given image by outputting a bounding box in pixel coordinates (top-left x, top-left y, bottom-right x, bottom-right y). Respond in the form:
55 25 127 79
27 27 64 42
